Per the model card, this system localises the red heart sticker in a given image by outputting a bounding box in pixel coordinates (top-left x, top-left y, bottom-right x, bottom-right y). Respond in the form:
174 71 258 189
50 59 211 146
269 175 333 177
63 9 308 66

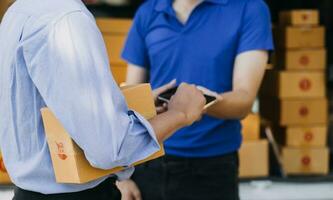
304 132 314 142
299 79 311 91
299 106 309 117
299 55 310 66
56 142 68 160
301 156 311 166
302 14 309 21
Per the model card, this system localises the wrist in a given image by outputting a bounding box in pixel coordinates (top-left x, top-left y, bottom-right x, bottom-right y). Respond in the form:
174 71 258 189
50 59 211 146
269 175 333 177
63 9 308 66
167 109 188 127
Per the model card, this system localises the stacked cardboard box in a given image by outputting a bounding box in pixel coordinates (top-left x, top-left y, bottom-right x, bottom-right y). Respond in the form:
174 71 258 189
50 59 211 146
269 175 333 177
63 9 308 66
239 114 269 178
0 0 14 20
0 152 11 184
261 10 329 175
96 18 132 85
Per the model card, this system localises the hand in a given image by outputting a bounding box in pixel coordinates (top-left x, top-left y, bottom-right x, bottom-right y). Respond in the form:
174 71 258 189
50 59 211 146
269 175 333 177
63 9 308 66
168 83 206 126
196 86 223 101
153 79 177 114
116 179 142 200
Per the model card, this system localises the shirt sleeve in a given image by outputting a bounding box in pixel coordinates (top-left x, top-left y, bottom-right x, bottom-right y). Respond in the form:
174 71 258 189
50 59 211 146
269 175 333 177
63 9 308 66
22 11 160 170
236 0 274 55
121 6 150 69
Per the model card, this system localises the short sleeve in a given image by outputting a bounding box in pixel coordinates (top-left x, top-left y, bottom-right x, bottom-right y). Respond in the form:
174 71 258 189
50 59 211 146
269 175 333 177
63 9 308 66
237 0 274 55
122 5 150 69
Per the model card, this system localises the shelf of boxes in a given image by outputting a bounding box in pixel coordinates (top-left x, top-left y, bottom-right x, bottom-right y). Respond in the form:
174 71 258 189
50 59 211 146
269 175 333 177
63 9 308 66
260 9 330 176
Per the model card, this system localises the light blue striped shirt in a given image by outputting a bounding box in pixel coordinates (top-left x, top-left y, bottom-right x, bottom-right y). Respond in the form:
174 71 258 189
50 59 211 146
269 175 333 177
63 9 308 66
0 0 160 194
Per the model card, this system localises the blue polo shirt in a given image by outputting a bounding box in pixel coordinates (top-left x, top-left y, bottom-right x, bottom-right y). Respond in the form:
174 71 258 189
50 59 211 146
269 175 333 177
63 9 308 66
122 0 273 157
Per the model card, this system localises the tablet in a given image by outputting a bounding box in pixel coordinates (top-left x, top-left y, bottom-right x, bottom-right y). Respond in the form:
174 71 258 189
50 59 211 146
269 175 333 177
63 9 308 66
157 87 218 109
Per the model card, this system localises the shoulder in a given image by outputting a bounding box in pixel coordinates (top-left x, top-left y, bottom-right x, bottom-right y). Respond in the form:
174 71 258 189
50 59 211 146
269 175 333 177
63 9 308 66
132 0 159 33
242 0 270 13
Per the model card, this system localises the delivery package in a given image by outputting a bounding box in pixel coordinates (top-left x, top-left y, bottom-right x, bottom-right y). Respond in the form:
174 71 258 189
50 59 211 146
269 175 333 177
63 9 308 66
0 152 11 184
41 84 164 184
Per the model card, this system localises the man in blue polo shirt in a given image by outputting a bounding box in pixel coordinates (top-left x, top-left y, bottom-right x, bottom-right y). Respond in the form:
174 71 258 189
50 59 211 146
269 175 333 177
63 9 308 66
120 0 273 199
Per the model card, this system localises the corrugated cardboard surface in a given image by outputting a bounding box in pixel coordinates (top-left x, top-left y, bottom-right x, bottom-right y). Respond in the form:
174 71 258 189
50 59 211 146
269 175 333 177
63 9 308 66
275 48 326 71
0 153 11 184
279 10 319 26
239 140 269 178
42 84 164 184
241 114 260 141
261 70 326 98
282 147 329 175
276 26 325 49
260 98 328 126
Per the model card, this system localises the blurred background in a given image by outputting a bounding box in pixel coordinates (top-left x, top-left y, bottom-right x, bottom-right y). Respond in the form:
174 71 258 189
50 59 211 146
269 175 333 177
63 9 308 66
1 0 333 199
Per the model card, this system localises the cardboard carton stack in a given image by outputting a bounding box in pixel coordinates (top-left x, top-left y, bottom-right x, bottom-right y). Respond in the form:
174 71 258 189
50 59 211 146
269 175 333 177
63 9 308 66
261 10 329 175
96 18 132 85
0 152 11 184
239 114 269 178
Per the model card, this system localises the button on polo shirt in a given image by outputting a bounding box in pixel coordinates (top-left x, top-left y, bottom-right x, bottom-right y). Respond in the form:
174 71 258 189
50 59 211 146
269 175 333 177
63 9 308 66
122 0 274 157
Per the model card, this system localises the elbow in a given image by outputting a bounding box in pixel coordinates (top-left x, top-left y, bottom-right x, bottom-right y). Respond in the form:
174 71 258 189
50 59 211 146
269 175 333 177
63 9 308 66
238 103 253 120
85 150 128 170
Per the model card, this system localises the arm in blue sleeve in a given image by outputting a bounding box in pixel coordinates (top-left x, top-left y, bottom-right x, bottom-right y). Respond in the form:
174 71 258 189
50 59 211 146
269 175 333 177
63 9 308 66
237 0 274 54
22 11 160 170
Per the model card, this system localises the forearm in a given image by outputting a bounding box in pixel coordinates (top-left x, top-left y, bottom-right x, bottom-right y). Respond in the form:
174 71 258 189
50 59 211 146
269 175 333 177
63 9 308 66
148 110 186 143
206 89 254 120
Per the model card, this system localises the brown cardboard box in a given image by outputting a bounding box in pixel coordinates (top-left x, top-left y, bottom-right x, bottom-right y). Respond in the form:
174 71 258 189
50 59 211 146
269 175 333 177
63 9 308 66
273 125 327 147
282 147 329 175
275 49 326 71
0 152 11 184
110 66 127 85
276 26 325 49
41 84 164 184
239 140 269 178
279 10 319 26
0 0 13 20
260 98 328 126
261 70 326 98
241 114 260 141
96 18 132 67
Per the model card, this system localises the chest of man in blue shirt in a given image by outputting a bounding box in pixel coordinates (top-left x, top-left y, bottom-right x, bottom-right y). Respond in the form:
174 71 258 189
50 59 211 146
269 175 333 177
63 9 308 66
123 0 273 157
122 0 273 199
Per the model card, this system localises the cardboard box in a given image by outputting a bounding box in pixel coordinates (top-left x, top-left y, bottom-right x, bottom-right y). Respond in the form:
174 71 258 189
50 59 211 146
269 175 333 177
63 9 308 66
0 152 11 184
260 98 328 126
110 66 127 85
241 114 260 141
96 18 132 35
261 70 326 98
279 10 319 26
282 147 329 175
239 140 269 178
275 48 326 71
41 84 164 184
96 18 132 67
0 0 13 20
273 125 327 147
276 26 325 49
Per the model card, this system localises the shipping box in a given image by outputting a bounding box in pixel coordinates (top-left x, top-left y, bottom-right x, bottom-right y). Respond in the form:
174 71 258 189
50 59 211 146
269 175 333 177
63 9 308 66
273 125 327 147
279 10 319 26
41 84 164 184
241 114 260 141
239 140 269 178
275 49 326 71
261 70 326 98
275 26 325 49
0 152 11 184
0 0 13 20
260 98 328 126
282 147 329 175
96 18 132 84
